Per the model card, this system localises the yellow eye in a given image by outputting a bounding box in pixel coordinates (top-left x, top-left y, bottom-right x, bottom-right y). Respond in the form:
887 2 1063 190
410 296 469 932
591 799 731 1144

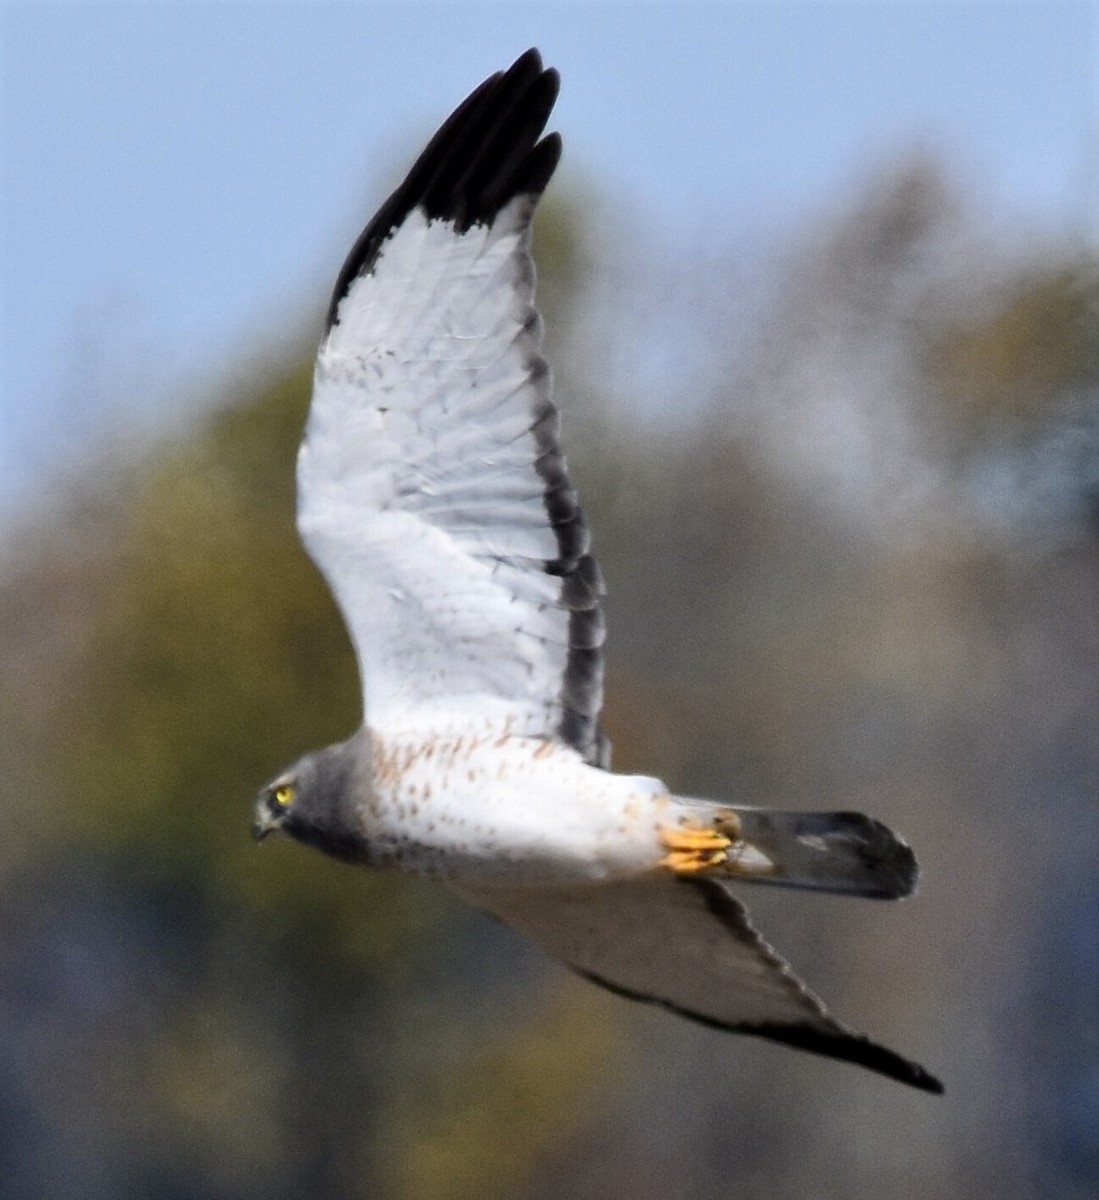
273 784 295 807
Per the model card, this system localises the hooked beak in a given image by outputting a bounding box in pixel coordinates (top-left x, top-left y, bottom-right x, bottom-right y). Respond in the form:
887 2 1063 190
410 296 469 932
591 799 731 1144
252 800 282 843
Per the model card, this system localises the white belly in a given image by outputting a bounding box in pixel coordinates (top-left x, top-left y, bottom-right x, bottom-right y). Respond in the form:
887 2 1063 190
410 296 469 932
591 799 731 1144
363 729 671 884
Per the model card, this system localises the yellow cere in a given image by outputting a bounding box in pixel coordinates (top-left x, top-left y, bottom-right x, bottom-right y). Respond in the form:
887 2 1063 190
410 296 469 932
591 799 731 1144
273 784 295 807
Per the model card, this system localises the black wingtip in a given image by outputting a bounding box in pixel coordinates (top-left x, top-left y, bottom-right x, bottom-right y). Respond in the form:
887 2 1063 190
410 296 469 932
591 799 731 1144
325 49 562 330
575 963 944 1094
744 1022 945 1094
694 879 944 1093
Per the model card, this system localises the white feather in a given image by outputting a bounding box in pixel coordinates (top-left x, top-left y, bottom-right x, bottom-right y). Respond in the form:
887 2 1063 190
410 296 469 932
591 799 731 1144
298 202 580 740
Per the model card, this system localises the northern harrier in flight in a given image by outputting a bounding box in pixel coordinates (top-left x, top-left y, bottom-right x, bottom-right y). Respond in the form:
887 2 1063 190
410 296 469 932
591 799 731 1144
253 49 942 1094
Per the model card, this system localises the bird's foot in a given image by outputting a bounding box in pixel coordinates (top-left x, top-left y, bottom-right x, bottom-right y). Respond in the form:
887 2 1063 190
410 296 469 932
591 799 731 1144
658 815 740 874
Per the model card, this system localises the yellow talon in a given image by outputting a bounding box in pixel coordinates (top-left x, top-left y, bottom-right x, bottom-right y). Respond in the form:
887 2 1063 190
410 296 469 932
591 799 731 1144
659 822 735 874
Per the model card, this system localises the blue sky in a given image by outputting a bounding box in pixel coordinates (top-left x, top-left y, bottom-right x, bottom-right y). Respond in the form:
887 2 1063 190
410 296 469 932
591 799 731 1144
1 1 1095 516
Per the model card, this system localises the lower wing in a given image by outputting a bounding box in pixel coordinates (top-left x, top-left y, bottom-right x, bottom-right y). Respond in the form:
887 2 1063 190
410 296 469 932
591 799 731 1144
462 874 942 1093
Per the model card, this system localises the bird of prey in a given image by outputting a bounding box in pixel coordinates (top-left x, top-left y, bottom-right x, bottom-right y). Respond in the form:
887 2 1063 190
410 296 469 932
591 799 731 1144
253 49 942 1094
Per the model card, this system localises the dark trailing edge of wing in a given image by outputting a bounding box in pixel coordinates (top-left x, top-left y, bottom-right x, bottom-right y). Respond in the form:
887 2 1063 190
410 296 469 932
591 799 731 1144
576 880 943 1094
325 48 562 330
529 407 609 768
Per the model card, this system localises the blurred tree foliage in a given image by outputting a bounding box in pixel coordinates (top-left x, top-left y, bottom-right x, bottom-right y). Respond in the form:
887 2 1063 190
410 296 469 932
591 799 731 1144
929 267 1095 437
1 164 1097 1200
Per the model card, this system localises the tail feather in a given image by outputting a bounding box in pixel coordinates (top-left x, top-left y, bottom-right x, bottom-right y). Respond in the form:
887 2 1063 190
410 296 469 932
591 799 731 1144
686 803 919 899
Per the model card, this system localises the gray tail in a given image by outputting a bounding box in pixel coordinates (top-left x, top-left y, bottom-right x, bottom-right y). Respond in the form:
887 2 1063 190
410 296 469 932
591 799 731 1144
687 805 919 899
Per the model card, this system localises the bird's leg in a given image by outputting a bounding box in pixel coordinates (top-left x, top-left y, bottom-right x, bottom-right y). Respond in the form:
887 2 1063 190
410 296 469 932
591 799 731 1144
658 811 741 874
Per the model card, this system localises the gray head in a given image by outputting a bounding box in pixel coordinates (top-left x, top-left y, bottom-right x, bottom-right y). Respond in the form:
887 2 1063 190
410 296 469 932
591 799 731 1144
252 737 370 864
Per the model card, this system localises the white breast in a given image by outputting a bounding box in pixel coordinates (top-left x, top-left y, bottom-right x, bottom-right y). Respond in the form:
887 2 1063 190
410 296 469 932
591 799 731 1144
364 729 668 885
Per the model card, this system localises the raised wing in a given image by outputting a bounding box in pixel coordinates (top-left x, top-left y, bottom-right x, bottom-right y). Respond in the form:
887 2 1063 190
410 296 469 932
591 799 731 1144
464 876 943 1092
298 50 607 763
